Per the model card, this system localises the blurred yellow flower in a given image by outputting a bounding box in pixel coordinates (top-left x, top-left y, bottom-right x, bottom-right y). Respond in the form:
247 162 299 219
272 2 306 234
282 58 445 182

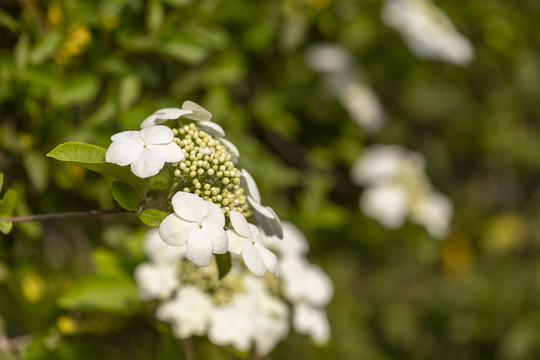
55 24 92 65
21 272 45 303
47 1 63 28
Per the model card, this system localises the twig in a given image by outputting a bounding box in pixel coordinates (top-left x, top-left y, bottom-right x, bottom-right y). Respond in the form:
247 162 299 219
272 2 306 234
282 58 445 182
4 208 128 223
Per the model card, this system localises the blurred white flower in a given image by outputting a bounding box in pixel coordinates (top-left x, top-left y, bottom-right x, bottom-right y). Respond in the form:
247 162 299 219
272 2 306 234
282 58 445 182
305 44 352 73
240 169 283 239
227 211 279 277
156 286 213 338
134 262 179 301
351 145 424 185
351 144 453 238
382 0 474 65
339 82 384 134
262 222 309 259
361 184 409 229
143 229 185 264
412 192 453 239
159 192 228 267
293 303 330 344
105 125 184 178
280 257 333 307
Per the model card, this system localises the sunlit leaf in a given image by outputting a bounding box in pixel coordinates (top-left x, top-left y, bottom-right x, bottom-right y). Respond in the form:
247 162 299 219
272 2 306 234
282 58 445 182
47 142 148 189
139 209 168 228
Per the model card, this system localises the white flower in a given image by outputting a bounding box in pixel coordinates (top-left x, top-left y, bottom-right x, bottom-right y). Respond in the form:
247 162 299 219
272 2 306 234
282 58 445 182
280 257 333 307
262 222 309 259
240 169 283 239
140 101 226 137
227 211 279 277
134 262 179 301
293 303 330 344
208 295 254 352
412 192 453 239
360 184 409 229
105 125 184 178
382 0 474 66
156 285 213 338
159 192 228 267
219 138 240 163
142 229 185 264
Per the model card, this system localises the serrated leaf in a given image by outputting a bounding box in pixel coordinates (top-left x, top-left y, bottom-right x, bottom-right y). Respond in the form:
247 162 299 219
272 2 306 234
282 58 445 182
47 142 147 189
0 189 17 216
139 209 168 228
112 181 140 211
0 220 12 235
58 275 143 314
215 253 232 280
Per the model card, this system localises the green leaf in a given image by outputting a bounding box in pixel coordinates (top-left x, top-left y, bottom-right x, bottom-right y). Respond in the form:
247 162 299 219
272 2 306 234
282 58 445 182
52 76 99 106
47 142 147 189
215 253 232 280
30 31 61 64
58 275 143 314
139 209 168 228
159 42 208 64
112 181 140 211
0 172 3 192
0 220 12 235
0 189 18 216
23 151 48 192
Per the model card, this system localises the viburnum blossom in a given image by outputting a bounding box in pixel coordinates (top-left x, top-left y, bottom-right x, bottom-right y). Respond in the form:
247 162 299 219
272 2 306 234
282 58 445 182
140 101 226 137
134 262 179 301
159 192 228 267
227 211 279 277
156 285 213 338
105 125 184 178
240 169 283 238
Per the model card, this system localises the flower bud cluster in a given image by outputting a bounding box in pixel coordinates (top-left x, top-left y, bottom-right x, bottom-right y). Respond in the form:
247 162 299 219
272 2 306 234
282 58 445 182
172 123 249 217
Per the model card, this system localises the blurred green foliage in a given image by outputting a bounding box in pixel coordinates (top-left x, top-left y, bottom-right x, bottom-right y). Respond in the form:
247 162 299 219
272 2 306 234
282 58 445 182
1 0 540 359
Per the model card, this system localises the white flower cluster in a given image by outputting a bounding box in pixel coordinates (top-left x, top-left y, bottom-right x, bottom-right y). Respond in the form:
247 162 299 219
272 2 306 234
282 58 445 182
135 226 333 355
382 0 474 66
106 101 283 277
351 144 453 239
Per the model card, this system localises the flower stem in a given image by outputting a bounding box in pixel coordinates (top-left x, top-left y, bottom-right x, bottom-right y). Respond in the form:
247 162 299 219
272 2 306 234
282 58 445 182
4 208 128 223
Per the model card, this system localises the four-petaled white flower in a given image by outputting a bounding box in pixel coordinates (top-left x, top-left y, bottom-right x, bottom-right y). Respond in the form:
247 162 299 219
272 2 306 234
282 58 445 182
159 192 228 267
227 211 279 277
140 101 226 138
156 285 213 339
105 125 184 178
240 169 283 239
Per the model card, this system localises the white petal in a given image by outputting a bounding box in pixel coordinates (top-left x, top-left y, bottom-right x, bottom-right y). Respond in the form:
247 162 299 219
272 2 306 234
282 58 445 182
226 229 248 254
197 121 225 137
293 304 330 344
171 192 209 223
255 205 283 239
105 141 142 166
255 243 278 276
111 131 142 142
154 108 192 119
203 201 225 228
181 101 212 122
229 211 251 238
206 225 228 254
140 114 162 128
158 213 194 247
240 169 261 203
147 142 184 162
248 197 275 218
140 125 174 145
242 244 266 277
185 229 214 267
130 148 165 178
